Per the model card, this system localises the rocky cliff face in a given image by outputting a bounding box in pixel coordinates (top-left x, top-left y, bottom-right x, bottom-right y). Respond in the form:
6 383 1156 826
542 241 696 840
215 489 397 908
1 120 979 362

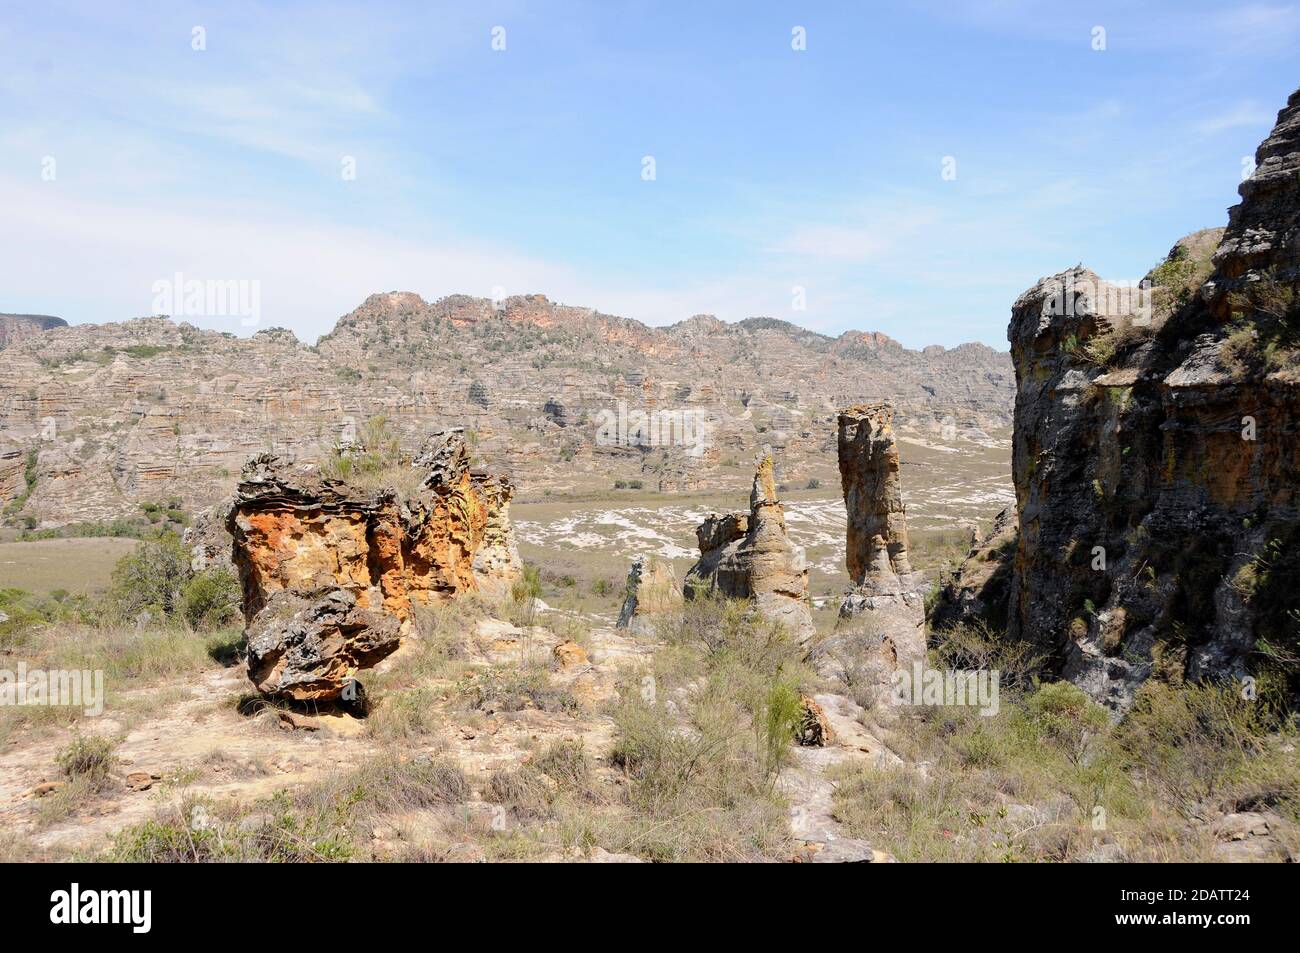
0 313 66 350
685 451 815 644
229 429 519 701
811 404 925 694
994 87 1300 709
0 292 1012 529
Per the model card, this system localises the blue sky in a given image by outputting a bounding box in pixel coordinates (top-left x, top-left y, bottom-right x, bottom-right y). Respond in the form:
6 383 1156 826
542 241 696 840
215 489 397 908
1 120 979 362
1 1 1296 348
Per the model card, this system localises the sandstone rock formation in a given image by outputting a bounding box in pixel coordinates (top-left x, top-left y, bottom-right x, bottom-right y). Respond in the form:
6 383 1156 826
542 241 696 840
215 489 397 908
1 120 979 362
183 500 236 573
838 402 919 601
684 450 815 644
468 471 524 598
974 87 1300 709
615 555 683 635
818 403 926 687
795 695 833 747
245 587 402 702
228 429 519 701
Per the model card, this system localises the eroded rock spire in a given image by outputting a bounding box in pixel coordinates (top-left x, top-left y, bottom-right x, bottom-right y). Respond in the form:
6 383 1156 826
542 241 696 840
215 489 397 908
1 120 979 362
685 447 815 644
812 403 925 696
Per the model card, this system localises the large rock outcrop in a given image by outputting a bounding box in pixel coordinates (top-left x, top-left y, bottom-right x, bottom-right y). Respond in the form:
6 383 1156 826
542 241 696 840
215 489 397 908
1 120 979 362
684 450 815 644
245 587 402 703
228 429 520 701
812 403 926 691
999 87 1300 709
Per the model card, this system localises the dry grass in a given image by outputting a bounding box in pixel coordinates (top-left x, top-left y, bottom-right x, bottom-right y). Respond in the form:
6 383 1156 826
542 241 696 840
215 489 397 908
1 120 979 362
103 749 471 862
830 677 1298 862
0 538 138 594
36 733 121 828
0 620 235 744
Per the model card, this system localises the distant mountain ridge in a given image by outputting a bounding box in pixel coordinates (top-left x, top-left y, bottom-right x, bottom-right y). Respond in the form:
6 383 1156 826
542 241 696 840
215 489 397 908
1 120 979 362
0 292 1013 527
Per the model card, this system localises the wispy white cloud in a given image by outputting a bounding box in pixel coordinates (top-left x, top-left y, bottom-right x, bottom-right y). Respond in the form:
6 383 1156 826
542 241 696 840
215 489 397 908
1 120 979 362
1191 101 1274 136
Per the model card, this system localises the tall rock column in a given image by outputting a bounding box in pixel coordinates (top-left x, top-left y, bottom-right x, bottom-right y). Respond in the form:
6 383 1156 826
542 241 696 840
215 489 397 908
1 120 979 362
816 403 925 693
839 402 917 591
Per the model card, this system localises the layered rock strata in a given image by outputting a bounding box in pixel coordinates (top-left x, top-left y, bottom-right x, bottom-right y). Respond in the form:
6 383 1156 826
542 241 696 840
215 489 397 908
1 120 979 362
967 87 1300 709
0 290 1013 529
228 429 519 701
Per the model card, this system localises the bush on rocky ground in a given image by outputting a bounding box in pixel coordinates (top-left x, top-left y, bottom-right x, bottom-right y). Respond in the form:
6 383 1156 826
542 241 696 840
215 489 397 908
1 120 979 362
830 629 1299 862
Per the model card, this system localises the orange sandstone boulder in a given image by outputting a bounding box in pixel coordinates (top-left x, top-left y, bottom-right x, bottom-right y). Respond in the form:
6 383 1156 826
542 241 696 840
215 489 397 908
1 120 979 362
229 429 520 702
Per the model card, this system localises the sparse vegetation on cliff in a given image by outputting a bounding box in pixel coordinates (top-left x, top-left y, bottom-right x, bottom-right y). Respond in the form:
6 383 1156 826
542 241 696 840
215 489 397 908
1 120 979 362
1220 269 1300 376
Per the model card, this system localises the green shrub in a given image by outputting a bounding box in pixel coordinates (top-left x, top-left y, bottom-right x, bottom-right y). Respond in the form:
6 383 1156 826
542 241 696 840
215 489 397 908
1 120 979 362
1113 681 1264 816
1025 681 1111 764
179 568 241 631
508 565 542 628
931 619 1042 694
109 533 191 620
759 679 804 776
57 734 118 785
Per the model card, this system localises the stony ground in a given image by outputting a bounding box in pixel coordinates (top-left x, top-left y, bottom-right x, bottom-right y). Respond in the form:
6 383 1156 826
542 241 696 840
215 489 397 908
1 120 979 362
0 601 903 862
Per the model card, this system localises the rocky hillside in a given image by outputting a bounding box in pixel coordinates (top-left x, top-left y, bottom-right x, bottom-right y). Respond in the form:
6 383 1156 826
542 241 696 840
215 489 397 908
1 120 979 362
938 86 1300 710
0 313 66 350
0 293 1012 528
